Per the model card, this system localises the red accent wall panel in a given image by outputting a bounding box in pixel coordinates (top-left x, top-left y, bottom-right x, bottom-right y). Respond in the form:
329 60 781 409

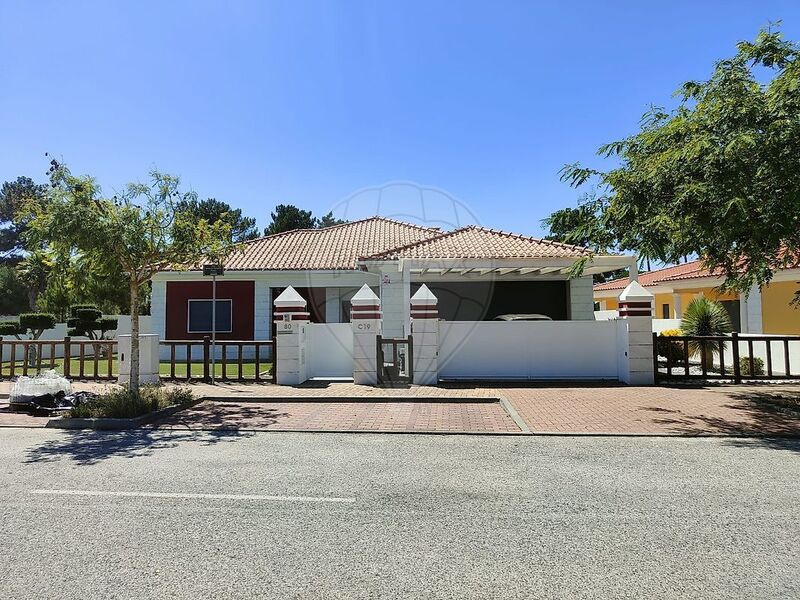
165 281 255 340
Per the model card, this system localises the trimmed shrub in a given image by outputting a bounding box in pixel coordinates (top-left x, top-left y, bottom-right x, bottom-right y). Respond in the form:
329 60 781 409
68 385 194 419
67 304 118 339
18 313 57 337
739 356 766 377
0 321 22 336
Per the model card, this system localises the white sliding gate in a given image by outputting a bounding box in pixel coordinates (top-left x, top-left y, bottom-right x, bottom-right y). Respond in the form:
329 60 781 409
438 321 620 380
305 323 353 378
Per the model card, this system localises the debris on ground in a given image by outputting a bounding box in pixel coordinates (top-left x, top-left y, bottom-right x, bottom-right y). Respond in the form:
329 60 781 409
8 371 97 415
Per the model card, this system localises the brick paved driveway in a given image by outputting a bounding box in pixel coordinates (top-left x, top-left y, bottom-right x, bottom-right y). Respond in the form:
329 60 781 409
159 381 800 435
499 384 800 435
155 398 520 433
2 380 799 435
0 401 49 428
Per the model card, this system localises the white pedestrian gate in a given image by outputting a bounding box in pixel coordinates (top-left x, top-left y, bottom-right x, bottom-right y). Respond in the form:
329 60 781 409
305 323 353 378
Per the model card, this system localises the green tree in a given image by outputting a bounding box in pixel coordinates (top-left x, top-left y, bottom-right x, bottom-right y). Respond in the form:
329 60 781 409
560 26 800 297
177 197 259 243
317 211 347 228
542 192 632 281
264 204 317 235
16 250 51 311
26 161 234 393
0 265 30 314
0 176 48 260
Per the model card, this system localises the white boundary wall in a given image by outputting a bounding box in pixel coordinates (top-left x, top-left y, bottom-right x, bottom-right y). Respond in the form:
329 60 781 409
720 335 800 376
438 320 620 380
305 323 353 378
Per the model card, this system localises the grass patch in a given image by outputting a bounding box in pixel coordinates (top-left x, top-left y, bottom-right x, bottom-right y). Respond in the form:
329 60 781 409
162 361 272 379
68 385 195 419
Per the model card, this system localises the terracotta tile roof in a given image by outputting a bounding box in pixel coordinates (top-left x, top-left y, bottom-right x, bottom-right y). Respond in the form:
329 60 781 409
361 226 591 260
593 259 716 292
219 217 441 271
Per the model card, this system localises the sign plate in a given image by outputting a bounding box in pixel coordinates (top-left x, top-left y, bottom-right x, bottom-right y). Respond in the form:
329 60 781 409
203 264 224 276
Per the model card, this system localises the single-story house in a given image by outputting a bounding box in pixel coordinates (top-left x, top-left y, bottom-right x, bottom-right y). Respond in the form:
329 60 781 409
593 259 800 334
151 217 634 342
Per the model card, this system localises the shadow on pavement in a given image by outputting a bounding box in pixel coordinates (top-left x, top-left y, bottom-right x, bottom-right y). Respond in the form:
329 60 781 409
641 388 800 451
153 402 291 431
24 427 256 466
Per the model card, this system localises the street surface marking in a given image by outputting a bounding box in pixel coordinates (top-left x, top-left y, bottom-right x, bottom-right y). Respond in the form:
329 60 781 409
31 489 355 503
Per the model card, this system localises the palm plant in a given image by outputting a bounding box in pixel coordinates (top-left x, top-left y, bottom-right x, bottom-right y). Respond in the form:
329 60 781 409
680 296 732 368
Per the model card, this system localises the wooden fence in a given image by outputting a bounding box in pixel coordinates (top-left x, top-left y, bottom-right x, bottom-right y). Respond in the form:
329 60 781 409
160 337 276 383
653 332 800 383
0 337 117 380
0 336 275 383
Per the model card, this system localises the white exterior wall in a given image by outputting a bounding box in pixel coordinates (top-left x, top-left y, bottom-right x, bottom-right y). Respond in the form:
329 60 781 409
740 286 764 334
254 281 272 342
569 276 594 320
324 287 363 323
673 293 683 318
150 279 166 340
379 265 409 338
438 321 619 380
325 287 340 323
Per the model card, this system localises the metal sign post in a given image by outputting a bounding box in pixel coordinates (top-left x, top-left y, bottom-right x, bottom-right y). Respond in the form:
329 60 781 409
203 264 225 384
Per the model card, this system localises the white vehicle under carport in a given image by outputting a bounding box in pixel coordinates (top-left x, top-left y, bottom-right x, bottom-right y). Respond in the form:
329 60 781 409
493 314 553 321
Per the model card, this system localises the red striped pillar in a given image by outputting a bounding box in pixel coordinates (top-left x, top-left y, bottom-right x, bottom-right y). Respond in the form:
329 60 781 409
410 284 438 385
351 284 382 385
273 286 309 385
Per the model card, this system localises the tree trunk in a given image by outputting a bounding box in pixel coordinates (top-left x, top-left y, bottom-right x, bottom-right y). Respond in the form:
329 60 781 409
27 342 37 368
129 279 140 395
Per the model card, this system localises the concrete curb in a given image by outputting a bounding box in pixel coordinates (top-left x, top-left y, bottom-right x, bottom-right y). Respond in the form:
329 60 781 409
46 400 201 431
527 431 800 438
198 396 500 404
497 396 531 434
150 425 529 436
146 426 800 439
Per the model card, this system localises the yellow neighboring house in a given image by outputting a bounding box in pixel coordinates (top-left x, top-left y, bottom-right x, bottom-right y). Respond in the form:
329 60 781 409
593 259 800 334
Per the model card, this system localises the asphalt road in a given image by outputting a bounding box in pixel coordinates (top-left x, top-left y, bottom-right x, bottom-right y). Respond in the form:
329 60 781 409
1 429 798 599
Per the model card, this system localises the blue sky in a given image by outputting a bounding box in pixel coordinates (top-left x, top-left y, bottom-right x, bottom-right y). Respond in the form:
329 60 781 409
2 1 799 237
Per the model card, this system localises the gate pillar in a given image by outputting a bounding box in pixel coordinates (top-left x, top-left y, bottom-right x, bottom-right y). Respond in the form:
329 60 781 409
273 286 310 385
410 284 439 385
618 280 655 385
351 284 382 385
